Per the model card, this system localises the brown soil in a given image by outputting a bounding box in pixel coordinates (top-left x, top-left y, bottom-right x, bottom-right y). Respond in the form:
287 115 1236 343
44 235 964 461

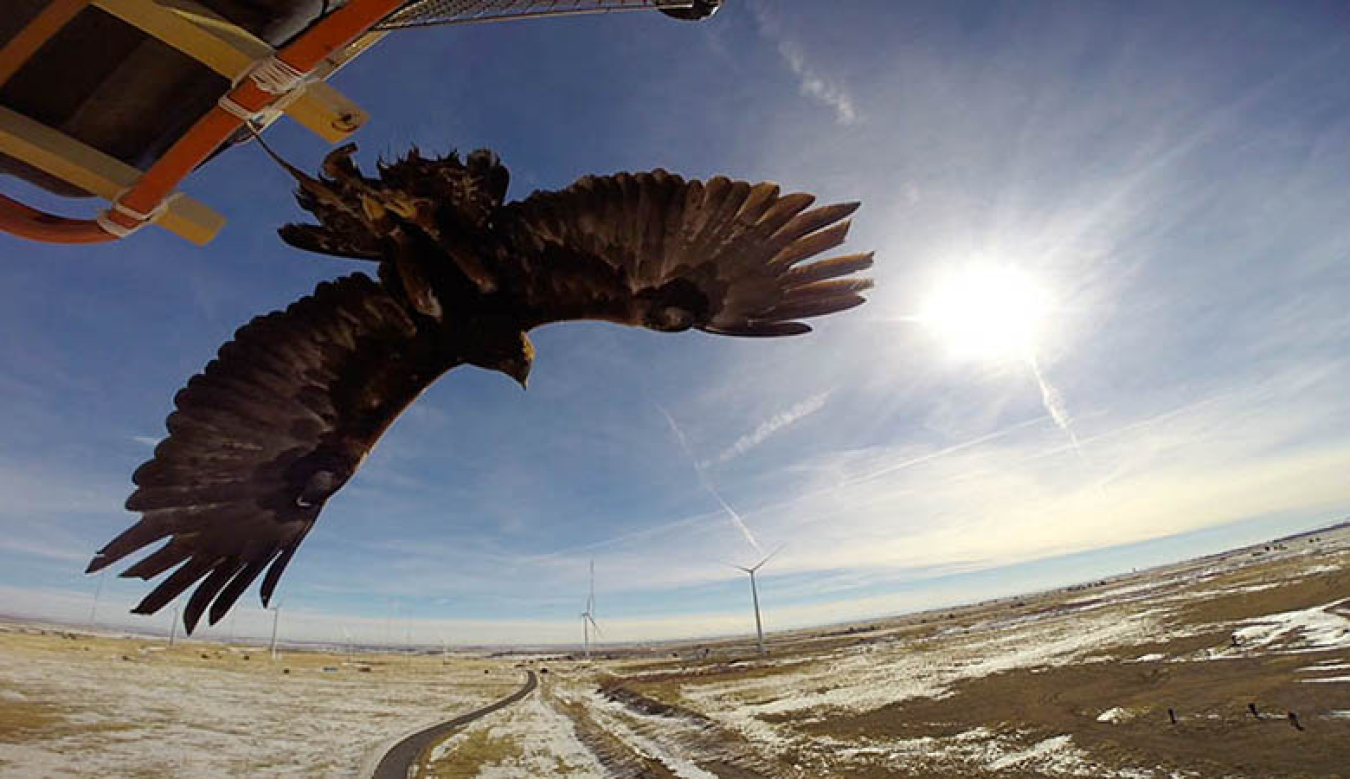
611 548 1350 778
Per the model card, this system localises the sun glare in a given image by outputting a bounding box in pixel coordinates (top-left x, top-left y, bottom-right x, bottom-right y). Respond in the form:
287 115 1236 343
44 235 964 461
919 266 1051 362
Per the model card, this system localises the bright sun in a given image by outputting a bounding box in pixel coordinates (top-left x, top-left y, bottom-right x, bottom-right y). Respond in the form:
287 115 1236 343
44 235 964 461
919 266 1050 362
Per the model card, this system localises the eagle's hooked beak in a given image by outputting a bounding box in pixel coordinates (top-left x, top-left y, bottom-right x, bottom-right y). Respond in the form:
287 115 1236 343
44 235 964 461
506 333 533 390
506 361 529 390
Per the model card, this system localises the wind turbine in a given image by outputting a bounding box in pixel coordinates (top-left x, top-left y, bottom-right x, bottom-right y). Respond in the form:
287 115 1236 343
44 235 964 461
341 625 354 659
732 546 782 656
168 603 180 648
87 570 106 630
268 602 282 661
580 560 601 661
404 614 413 666
386 597 399 652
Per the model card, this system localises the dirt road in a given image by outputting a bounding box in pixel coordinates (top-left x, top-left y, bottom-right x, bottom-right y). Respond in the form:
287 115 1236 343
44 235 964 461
369 670 537 779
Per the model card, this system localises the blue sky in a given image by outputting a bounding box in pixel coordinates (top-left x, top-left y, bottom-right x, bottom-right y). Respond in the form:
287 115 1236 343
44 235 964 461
3 0 1350 646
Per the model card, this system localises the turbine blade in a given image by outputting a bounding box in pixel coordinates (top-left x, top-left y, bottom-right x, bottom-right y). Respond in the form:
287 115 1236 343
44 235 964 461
584 560 596 615
751 544 785 572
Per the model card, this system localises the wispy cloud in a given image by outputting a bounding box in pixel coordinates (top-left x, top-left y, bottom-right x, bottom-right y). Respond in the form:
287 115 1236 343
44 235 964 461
750 0 859 126
705 391 830 467
0 537 89 563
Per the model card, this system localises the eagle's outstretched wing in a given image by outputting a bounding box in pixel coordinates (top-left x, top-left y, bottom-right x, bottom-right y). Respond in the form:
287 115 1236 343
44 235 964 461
501 170 873 336
87 274 455 633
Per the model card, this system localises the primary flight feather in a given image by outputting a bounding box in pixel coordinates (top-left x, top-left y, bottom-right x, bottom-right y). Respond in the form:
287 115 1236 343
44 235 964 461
88 145 874 634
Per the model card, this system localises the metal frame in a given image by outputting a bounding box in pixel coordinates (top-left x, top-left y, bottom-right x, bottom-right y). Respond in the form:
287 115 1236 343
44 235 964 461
94 0 381 143
0 105 224 244
0 0 398 245
378 0 706 29
0 0 715 246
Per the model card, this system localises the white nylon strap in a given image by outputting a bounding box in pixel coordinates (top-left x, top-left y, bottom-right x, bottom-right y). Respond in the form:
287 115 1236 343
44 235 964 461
248 55 308 95
218 54 314 125
109 192 176 223
97 192 182 238
217 92 259 122
95 211 142 238
216 94 291 131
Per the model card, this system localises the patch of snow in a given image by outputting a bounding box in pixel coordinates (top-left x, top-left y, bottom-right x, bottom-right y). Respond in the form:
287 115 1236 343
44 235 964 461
952 726 996 741
988 734 1076 771
1166 581 1283 602
425 691 605 778
1063 581 1165 605
680 608 1174 755
1225 598 1350 655
0 645 512 777
1301 564 1339 575
580 690 719 779
1217 582 1283 595
1297 663 1350 672
815 728 1150 777
1130 653 1165 662
1096 707 1135 723
692 609 1167 722
1300 675 1350 684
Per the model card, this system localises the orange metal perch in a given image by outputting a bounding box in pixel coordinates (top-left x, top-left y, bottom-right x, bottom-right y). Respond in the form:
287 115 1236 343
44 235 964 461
0 0 402 245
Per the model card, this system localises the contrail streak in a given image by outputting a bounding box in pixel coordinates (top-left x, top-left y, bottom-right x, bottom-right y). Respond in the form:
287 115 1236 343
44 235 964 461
535 387 1235 561
885 312 1083 457
531 413 1050 561
708 391 830 466
834 415 1049 491
1026 352 1083 458
658 405 764 554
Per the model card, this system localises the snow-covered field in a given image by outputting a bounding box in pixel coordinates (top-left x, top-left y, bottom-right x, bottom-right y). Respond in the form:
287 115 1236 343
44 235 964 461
411 525 1349 778
583 524 1350 778
2 524 1347 778
419 682 603 778
0 636 516 778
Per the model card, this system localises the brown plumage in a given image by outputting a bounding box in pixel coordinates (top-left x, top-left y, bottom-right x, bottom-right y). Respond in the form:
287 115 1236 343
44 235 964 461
88 145 874 634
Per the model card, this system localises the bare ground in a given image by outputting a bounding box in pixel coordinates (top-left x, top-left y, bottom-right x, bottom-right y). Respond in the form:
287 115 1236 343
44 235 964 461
3 525 1348 777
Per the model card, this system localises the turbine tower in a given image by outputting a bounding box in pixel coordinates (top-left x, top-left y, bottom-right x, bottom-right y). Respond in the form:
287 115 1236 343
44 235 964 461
733 547 782 656
581 560 601 661
168 603 180 648
87 570 105 630
268 603 282 661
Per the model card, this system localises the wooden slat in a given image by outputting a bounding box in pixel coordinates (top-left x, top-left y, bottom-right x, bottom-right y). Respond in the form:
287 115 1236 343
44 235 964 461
91 0 374 143
0 0 94 88
0 105 224 244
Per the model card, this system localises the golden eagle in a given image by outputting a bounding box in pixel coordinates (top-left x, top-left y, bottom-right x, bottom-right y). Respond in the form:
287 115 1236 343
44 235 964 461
87 145 873 633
